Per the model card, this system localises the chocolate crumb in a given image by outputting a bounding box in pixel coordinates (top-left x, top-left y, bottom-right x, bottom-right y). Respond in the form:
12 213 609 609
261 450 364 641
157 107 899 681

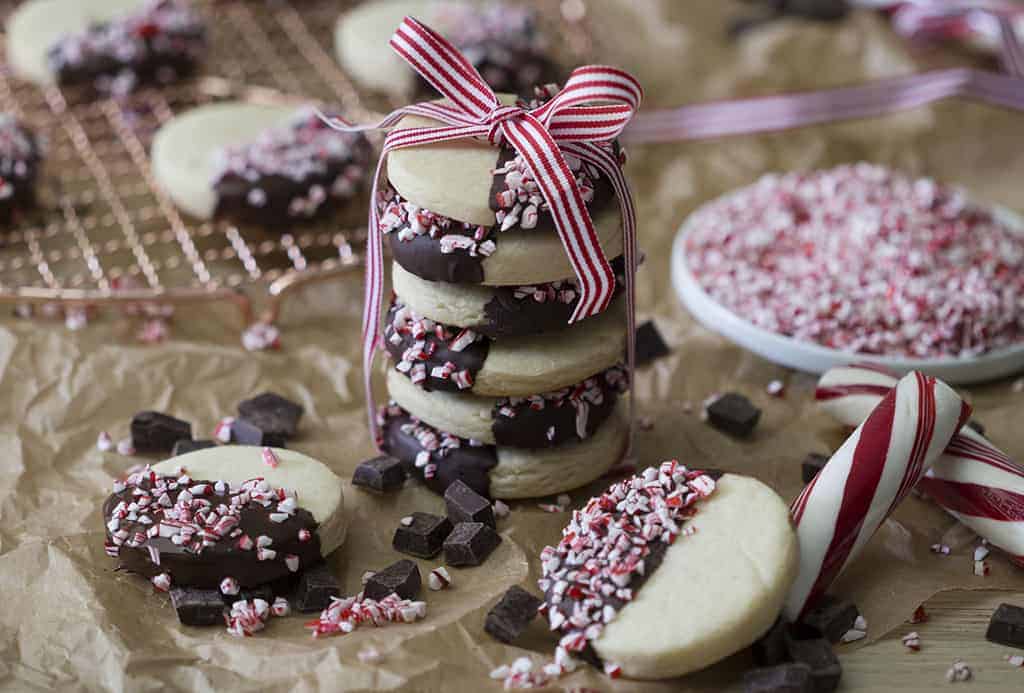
294 563 340 613
130 411 192 453
485 586 543 644
801 453 829 484
444 522 501 567
353 455 408 493
743 662 813 693
706 393 761 437
392 512 452 559
170 587 224 626
237 392 304 439
799 595 859 644
364 559 421 601
634 320 670 365
986 603 1024 649
444 480 496 529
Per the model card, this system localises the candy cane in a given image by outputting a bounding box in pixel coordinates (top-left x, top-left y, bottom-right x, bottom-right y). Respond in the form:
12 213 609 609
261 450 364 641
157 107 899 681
786 371 971 620
816 364 1024 567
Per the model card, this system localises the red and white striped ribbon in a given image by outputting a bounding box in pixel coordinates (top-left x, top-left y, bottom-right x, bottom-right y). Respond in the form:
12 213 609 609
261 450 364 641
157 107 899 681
816 363 1024 567
321 17 642 435
785 371 971 620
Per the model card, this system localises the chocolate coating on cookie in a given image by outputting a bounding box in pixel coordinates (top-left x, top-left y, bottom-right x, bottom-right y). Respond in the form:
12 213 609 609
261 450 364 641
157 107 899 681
0 115 42 225
47 0 205 95
379 403 497 498
103 469 320 590
211 107 371 227
383 299 489 393
492 365 628 448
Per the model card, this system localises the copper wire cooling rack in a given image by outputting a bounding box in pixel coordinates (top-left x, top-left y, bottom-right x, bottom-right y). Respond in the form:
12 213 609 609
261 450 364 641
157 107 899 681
0 0 592 327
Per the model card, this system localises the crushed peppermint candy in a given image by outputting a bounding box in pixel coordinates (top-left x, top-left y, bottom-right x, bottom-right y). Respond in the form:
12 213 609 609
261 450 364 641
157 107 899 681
490 655 571 690
213 417 234 443
151 572 172 592
902 631 922 651
97 431 114 452
117 438 136 456
306 593 426 638
493 500 511 519
384 300 483 392
1006 654 1024 668
910 605 929 624
358 646 382 663
226 598 269 637
538 461 717 676
974 545 990 561
974 559 990 576
428 566 452 591
261 447 279 469
219 576 239 596
932 543 952 555
242 323 281 352
271 596 290 617
766 379 785 397
946 658 972 683
685 164 1024 359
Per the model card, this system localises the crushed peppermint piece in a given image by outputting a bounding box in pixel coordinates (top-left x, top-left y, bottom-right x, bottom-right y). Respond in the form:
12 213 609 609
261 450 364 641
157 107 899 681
242 323 281 352
903 631 922 651
428 566 452 591
151 572 171 592
226 598 270 637
766 379 785 397
261 447 279 469
974 545 990 561
271 596 290 617
306 593 426 638
910 605 929 624
219 577 239 596
493 500 511 519
974 559 990 576
946 659 972 682
685 164 1024 359
931 543 952 555
853 615 868 631
400 515 414 527
1006 654 1024 668
840 628 867 643
213 417 234 443
97 431 114 452
116 438 136 456
358 646 381 663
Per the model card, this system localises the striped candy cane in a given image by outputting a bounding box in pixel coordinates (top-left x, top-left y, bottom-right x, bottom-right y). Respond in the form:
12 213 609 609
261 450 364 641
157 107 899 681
320 17 642 436
786 371 971 620
816 363 1024 567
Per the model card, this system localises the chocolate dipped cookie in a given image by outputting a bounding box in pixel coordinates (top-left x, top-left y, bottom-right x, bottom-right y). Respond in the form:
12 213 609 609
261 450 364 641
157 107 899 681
0 115 42 226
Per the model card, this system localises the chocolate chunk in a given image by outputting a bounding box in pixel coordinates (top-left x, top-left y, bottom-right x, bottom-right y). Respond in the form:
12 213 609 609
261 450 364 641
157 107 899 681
801 453 829 484
237 392 304 439
170 587 225 627
231 417 286 448
634 320 670 365
393 512 453 559
744 663 813 693
780 0 849 21
171 439 216 456
364 559 421 601
785 637 841 693
706 393 761 437
444 480 496 529
444 522 501 567
752 618 791 667
352 455 407 493
484 586 543 643
986 603 1024 648
798 595 859 644
294 563 341 613
130 411 192 453
966 419 986 436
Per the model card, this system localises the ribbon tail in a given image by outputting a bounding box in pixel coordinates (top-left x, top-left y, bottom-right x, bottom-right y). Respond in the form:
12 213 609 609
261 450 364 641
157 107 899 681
361 155 389 442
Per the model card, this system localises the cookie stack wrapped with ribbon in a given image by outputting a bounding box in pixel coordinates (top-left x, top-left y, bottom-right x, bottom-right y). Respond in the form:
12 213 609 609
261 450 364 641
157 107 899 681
327 18 642 500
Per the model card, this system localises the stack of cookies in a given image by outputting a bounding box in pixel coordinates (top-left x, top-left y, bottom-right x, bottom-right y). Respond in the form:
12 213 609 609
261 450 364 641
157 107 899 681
376 88 630 501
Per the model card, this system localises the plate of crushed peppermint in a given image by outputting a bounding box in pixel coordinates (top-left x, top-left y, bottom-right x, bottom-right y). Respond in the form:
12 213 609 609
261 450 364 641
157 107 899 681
671 164 1024 385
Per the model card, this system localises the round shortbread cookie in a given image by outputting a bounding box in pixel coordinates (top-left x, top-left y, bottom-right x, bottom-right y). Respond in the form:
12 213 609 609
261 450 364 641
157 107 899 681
386 364 626 447
151 101 369 223
6 0 144 84
334 0 427 97
380 400 629 499
592 474 798 679
102 446 346 590
384 297 626 397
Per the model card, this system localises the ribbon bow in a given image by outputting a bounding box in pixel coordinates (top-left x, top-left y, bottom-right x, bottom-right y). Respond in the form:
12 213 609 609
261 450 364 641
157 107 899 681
324 17 643 435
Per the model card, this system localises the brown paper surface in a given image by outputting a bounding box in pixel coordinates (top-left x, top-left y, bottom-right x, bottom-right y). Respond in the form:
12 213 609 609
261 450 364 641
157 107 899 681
2 2 1023 691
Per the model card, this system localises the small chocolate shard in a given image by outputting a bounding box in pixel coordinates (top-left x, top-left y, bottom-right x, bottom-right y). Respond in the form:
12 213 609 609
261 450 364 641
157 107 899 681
706 393 761 437
364 559 421 601
393 512 453 559
294 563 341 613
170 587 225 626
986 603 1024 649
634 320 670 366
171 439 217 456
752 617 790 667
743 662 813 693
801 453 828 484
130 411 192 453
230 417 286 447
785 636 842 693
798 595 859 644
444 480 496 529
237 392 304 439
485 586 543 643
353 455 407 493
444 522 501 567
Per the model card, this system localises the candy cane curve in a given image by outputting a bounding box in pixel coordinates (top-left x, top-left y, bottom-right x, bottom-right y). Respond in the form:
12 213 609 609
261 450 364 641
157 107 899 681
785 371 971 620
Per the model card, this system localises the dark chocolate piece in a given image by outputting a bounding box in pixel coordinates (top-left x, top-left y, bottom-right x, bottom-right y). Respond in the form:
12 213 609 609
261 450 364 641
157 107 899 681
294 563 341 613
392 512 453 559
966 419 986 436
798 595 859 644
237 392 305 439
986 602 1024 648
484 586 543 644
230 417 286 448
0 116 42 225
444 480 496 529
352 455 407 493
801 453 829 484
779 0 849 20
785 637 842 693
752 618 791 667
364 559 421 601
706 393 761 437
743 662 814 693
170 587 225 627
443 522 501 567
130 411 192 453
634 320 670 365
380 404 498 498
171 439 216 456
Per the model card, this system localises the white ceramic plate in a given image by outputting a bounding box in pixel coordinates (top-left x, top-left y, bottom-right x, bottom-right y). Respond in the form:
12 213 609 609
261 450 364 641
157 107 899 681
671 205 1024 385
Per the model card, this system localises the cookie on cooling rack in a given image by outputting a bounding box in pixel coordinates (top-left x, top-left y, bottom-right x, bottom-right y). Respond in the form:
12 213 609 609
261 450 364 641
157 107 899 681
6 0 205 94
335 0 559 98
151 101 371 225
0 115 42 226
103 445 347 590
